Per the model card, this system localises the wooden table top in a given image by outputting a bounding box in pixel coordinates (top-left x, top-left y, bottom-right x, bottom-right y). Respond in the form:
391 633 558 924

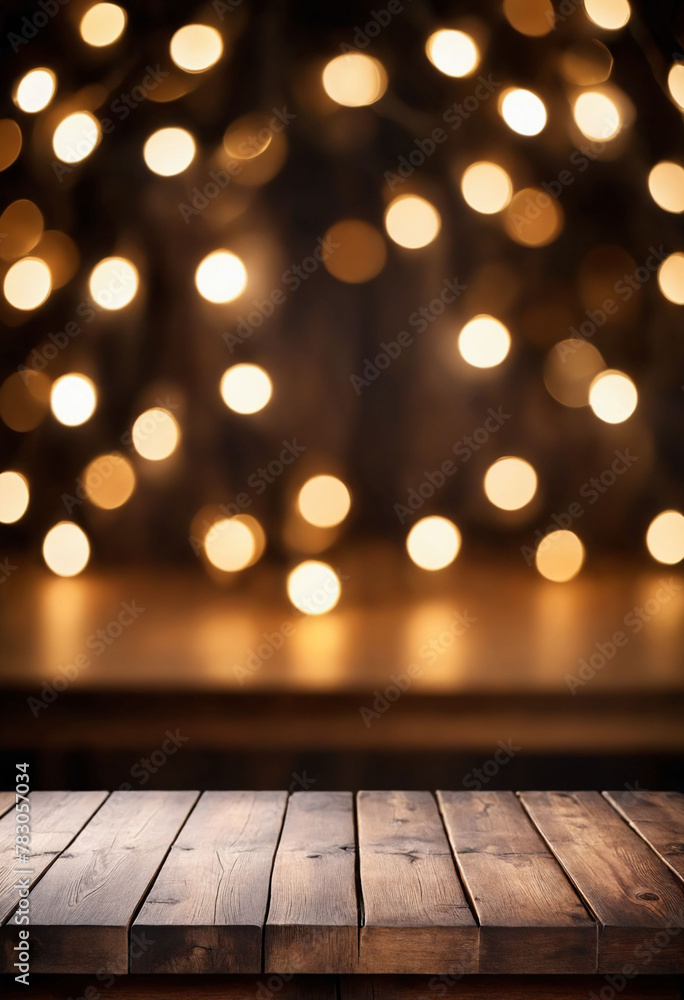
1 790 683 976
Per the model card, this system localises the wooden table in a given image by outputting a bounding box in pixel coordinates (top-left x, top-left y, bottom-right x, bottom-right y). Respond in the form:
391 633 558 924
1 790 683 999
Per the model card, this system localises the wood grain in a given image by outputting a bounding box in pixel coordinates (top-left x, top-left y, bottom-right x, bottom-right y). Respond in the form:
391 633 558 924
339 975 681 1000
520 791 684 973
604 791 684 881
131 790 287 972
437 790 597 973
0 792 15 819
265 791 358 973
5 790 198 974
357 790 477 974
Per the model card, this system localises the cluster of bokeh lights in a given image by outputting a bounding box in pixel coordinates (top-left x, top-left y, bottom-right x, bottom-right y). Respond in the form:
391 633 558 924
0 0 683 605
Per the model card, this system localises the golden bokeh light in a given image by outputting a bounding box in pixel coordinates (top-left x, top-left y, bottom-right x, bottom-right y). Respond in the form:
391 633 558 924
83 453 136 510
504 187 563 247
500 88 547 135
89 256 139 310
504 0 554 35
195 250 247 303
543 340 605 408
170 24 223 73
4 257 51 310
14 68 56 113
588 369 637 423
535 529 584 582
132 407 180 461
34 230 80 289
0 371 50 432
0 119 22 171
322 220 386 283
52 111 101 163
646 511 684 565
287 560 342 615
584 0 631 30
407 516 461 571
648 162 684 214
204 517 256 572
657 252 684 304
50 374 97 427
384 194 441 249
0 199 44 262
458 314 511 369
461 162 512 214
573 91 620 140
484 457 537 511
222 114 288 186
322 53 387 106
143 127 196 176
425 29 479 77
220 363 272 414
80 3 127 46
668 65 684 111
298 475 351 528
42 521 90 577
0 471 29 523
560 39 613 86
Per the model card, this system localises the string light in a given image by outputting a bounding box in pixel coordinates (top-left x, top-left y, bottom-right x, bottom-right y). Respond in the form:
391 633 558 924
504 187 563 246
0 119 22 171
458 315 511 368
584 0 631 30
4 258 51 310
83 454 136 509
573 92 621 140
322 220 386 282
657 253 684 304
42 522 90 577
170 25 223 73
588 370 637 423
52 111 101 163
322 53 387 106
195 250 247 303
287 561 341 615
80 4 127 47
406 516 461 570
500 88 547 135
535 530 584 582
132 408 180 460
50 374 97 427
543 341 605 408
648 162 684 214
646 511 684 565
668 65 684 111
204 517 256 571
0 471 29 523
461 162 512 214
89 257 139 310
384 194 441 249
298 475 351 528
484 458 537 510
425 30 479 77
143 127 196 176
220 364 272 414
504 0 554 36
13 69 56 113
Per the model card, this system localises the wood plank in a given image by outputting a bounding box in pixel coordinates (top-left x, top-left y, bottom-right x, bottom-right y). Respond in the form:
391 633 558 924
0 793 15 819
357 790 478 974
264 791 358 973
131 790 288 973
2 790 198 974
519 791 684 973
604 791 684 880
0 974 337 1000
339 974 681 1000
0 791 108 930
437 790 597 973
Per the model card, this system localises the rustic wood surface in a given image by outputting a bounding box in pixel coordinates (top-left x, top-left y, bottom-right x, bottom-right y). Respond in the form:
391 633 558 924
357 790 477 974
519 791 684 974
132 791 287 973
1 790 683 976
265 791 358 973
603 791 684 881
0 794 15 820
437 790 597 973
